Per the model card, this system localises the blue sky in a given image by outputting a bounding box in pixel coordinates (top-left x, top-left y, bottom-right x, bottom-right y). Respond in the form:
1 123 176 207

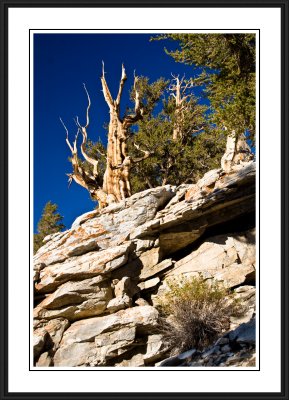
33 33 202 231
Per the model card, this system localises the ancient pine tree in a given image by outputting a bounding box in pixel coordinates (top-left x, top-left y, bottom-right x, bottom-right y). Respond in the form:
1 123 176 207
61 64 151 209
154 34 255 170
168 74 195 141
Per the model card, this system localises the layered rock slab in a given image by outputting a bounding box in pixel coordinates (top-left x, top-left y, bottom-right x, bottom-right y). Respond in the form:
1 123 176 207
34 186 176 268
166 229 255 287
54 306 159 367
33 162 256 367
130 163 255 257
34 277 113 321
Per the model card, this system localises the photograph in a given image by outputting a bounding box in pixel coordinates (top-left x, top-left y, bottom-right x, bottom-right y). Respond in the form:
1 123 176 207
1 2 287 398
32 31 257 369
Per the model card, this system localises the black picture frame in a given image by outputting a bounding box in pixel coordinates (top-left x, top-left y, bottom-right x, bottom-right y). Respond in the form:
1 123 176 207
0 0 288 399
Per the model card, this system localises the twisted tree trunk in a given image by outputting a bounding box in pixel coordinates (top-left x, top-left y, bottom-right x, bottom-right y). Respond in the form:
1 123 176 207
101 63 145 202
221 130 254 172
169 75 194 141
62 64 150 208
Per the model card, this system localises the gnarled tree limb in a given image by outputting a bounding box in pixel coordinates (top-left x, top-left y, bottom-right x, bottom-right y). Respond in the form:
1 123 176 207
101 61 114 110
75 84 100 178
116 63 127 107
63 64 150 207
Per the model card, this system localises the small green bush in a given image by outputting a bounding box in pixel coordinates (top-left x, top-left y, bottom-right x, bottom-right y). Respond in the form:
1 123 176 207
158 275 245 353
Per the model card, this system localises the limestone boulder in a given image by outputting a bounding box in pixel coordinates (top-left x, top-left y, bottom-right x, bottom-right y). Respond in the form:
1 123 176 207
184 169 221 201
138 277 160 291
35 242 132 293
34 278 113 321
34 185 175 267
34 317 70 361
144 334 169 364
60 305 159 346
54 306 159 366
113 276 139 298
138 247 162 270
88 327 137 366
139 259 173 281
130 162 255 257
36 352 53 367
34 331 48 359
135 298 150 306
54 342 95 367
115 353 145 367
106 295 131 313
33 162 256 368
165 229 255 288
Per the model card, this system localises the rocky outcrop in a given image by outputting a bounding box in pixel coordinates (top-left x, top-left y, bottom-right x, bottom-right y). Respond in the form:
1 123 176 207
53 306 159 367
33 161 256 367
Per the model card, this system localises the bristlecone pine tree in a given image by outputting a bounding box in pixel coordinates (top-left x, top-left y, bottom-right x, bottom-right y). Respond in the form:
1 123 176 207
61 63 166 208
129 74 225 192
34 201 65 254
152 33 255 168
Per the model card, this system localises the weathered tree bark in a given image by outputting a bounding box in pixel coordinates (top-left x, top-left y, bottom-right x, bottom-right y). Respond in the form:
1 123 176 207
62 65 151 208
168 75 194 141
101 63 148 202
168 76 253 174
221 130 254 172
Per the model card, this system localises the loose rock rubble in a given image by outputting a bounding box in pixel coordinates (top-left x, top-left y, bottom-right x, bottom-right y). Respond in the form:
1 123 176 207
157 317 256 367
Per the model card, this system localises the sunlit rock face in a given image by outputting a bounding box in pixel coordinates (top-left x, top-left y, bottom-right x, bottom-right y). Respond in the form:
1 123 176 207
33 161 256 368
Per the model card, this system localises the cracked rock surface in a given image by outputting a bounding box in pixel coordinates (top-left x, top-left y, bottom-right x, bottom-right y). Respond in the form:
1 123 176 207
33 162 256 368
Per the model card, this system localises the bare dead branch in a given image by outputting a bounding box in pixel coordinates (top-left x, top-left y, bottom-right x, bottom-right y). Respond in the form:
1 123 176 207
169 75 194 103
66 173 73 188
71 86 100 177
83 83 91 128
101 61 114 108
133 73 141 113
60 117 75 154
60 117 79 156
96 148 106 157
191 126 205 134
80 141 100 177
123 72 144 126
116 63 127 106
171 73 179 80
73 130 79 154
132 142 151 163
61 115 100 195
181 79 194 95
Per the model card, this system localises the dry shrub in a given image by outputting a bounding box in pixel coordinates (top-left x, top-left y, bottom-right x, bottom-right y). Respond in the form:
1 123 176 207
158 275 245 353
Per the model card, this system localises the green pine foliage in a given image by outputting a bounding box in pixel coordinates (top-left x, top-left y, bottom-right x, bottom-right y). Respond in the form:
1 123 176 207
129 76 168 116
152 33 256 143
81 75 226 194
129 81 225 192
77 77 168 195
77 34 255 198
34 201 65 254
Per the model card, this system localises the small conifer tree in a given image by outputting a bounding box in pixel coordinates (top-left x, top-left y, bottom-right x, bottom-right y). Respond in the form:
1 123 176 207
34 201 65 254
